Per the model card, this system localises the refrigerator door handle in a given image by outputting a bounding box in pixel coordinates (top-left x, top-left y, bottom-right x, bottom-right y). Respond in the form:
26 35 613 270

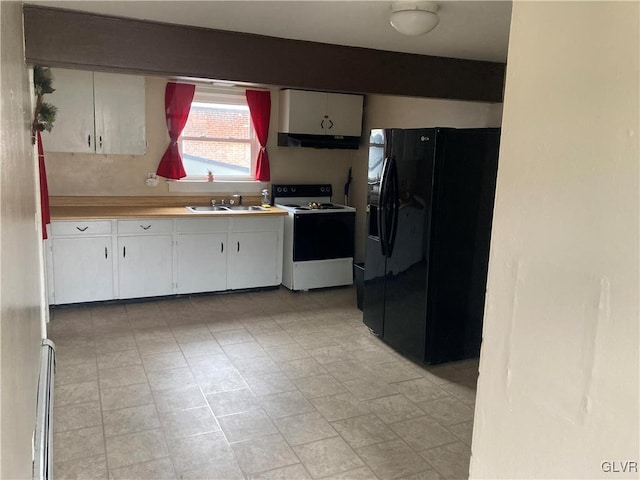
386 156 400 257
378 157 392 257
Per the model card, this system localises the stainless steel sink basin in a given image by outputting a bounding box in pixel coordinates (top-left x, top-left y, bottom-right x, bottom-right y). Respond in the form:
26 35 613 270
186 205 268 213
186 206 230 213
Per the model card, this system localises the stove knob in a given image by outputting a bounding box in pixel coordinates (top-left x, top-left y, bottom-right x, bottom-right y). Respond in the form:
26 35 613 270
283 187 288 193
276 187 282 193
291 187 296 193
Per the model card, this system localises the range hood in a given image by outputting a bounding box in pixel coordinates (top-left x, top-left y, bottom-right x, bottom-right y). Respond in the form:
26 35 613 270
277 133 360 149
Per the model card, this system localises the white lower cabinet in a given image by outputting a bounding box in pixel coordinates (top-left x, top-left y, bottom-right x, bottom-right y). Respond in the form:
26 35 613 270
48 215 284 305
117 234 174 299
228 217 283 290
176 219 229 294
51 236 114 304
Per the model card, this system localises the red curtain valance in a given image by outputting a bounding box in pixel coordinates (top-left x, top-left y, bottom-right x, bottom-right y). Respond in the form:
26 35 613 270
246 90 271 182
156 82 195 180
37 131 50 240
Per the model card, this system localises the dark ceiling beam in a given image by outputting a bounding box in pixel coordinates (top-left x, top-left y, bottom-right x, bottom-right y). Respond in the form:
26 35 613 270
23 5 505 102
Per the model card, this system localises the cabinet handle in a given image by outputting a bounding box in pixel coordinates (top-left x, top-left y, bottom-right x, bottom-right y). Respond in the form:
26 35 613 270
99 135 103 148
105 247 108 259
321 119 325 130
237 241 240 252
140 225 151 230
88 134 91 147
123 246 126 258
76 226 88 232
221 242 224 253
328 119 334 130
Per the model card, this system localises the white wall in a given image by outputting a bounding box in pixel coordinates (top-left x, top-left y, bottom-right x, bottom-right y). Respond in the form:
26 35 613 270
471 2 639 478
0 1 47 478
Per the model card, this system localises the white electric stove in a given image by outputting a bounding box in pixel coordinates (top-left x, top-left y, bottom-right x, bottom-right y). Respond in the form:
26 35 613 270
273 184 356 291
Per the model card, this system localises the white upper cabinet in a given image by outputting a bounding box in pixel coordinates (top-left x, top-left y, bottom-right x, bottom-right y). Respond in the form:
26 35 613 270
279 89 363 137
44 68 146 155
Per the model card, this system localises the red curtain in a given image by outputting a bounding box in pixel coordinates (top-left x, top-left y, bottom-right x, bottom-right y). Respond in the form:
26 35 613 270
37 131 50 240
156 82 196 179
246 90 271 182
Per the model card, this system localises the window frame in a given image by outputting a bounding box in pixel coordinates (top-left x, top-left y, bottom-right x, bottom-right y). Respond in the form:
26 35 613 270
178 87 258 181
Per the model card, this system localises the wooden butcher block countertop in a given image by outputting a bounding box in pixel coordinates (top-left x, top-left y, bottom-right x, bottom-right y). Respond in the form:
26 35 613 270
49 196 288 220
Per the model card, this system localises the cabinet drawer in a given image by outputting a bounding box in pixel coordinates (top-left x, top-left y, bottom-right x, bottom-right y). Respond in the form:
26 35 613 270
231 217 282 232
175 218 229 234
117 219 173 234
51 220 112 236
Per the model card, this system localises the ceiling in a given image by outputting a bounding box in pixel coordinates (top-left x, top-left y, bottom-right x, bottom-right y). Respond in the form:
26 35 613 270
28 1 512 63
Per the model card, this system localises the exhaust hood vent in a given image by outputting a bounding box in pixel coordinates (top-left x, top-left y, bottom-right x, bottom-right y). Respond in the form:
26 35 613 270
277 133 360 149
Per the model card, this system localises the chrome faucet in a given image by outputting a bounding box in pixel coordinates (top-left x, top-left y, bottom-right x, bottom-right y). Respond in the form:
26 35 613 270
229 194 243 206
211 199 217 206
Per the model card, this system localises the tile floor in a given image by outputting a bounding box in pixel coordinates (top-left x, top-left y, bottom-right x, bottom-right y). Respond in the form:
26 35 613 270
50 286 479 480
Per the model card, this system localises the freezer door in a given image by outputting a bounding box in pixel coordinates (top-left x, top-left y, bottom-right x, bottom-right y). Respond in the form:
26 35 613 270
382 129 437 360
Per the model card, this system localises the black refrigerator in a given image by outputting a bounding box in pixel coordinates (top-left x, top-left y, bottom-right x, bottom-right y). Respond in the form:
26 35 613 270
363 127 500 364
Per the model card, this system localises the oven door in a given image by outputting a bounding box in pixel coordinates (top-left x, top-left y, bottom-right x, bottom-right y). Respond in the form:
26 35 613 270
293 212 355 262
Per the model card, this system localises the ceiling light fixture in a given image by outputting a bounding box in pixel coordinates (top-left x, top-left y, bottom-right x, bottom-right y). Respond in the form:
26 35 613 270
390 1 440 36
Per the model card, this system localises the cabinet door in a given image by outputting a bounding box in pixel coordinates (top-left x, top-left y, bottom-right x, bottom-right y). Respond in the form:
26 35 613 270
326 93 363 137
118 235 173 299
43 69 95 153
52 237 114 304
228 231 279 289
285 90 327 135
94 72 146 155
176 233 227 294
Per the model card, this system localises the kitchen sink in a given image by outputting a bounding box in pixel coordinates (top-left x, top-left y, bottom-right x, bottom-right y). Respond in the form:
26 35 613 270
186 205 268 213
186 205 230 212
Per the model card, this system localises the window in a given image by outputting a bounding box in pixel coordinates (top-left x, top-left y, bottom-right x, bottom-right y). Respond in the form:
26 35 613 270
179 88 258 180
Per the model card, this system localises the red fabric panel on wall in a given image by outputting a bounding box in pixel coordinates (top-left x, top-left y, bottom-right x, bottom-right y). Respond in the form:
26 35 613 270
37 131 50 240
246 90 271 182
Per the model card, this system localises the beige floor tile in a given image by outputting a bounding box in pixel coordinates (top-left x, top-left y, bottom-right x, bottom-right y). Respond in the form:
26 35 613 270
323 360 376 382
439 382 477 407
244 372 297 396
103 404 161 437
356 439 430 479
171 324 215 345
350 346 398 365
101 383 154 411
222 341 267 360
179 340 223 358
53 425 105 464
398 469 444 480
307 345 355 365
291 332 340 350
197 368 248 394
136 338 181 356
311 393 371 422
373 361 426 383
187 353 235 378
394 378 451 404
53 454 108 480
147 367 196 392
99 365 148 389
293 436 364 478
293 374 347 399
274 411 337 446
417 397 474 426
152 385 205 413
206 318 246 333
142 351 188 372
97 349 142 370
253 331 296 347
321 466 379 479
233 355 283 376
133 327 175 343
264 343 310 363
260 390 316 419
55 346 97 366
54 401 102 433
447 421 474 446
214 328 255 345
105 428 169 469
248 463 311 480
331 413 398 449
160 406 220 439
94 333 137 355
110 457 177 479
55 381 100 406
206 388 260 416
56 363 98 386
167 431 237 475
218 408 278 443
367 394 425 424
231 433 298 475
243 319 283 335
130 316 170 330
420 441 471 479
342 378 398 401
389 416 459 451
279 358 328 379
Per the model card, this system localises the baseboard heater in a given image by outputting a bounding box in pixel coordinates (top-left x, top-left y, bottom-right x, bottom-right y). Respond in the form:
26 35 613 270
33 339 56 480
